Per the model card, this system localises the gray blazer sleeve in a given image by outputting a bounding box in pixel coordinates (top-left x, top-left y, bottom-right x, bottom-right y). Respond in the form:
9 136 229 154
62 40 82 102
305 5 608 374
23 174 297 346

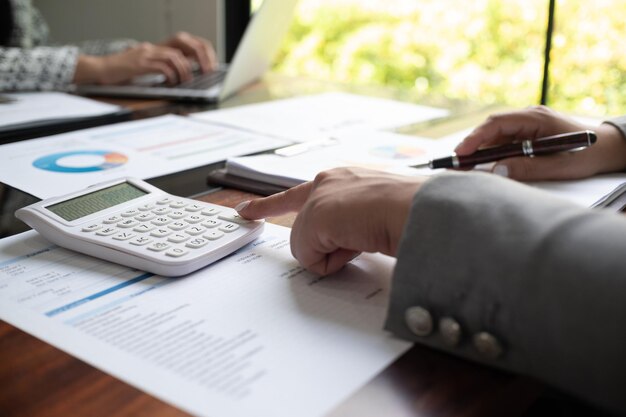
385 171 626 413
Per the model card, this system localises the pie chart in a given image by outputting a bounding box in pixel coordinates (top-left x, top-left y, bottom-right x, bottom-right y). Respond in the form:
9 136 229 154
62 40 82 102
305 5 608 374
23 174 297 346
32 150 128 173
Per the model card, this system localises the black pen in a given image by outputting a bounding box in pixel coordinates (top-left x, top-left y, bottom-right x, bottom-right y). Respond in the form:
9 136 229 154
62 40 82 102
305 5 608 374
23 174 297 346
411 130 597 169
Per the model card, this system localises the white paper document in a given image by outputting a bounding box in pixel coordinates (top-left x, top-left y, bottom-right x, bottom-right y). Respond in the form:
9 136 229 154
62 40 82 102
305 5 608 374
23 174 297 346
0 92 123 130
226 130 454 188
0 223 411 417
0 114 290 198
192 92 449 142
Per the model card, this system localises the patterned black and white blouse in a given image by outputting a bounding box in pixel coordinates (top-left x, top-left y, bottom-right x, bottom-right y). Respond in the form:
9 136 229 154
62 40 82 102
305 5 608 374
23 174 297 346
0 0 136 91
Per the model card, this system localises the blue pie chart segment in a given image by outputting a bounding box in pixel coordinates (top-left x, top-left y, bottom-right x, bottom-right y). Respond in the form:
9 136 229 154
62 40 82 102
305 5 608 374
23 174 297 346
32 150 128 173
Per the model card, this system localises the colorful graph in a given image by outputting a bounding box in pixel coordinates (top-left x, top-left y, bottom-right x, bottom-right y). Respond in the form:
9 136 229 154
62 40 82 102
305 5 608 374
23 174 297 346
369 145 426 160
33 150 128 173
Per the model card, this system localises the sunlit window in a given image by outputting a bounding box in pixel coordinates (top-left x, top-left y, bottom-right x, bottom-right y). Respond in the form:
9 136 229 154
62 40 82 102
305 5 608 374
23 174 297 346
260 0 625 116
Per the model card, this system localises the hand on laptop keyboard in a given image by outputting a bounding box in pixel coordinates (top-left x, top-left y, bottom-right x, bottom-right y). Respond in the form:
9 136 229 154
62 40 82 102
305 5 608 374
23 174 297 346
74 32 217 87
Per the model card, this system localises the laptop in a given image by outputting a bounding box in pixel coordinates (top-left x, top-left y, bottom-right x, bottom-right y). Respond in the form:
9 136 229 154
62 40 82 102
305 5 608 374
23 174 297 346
75 0 298 102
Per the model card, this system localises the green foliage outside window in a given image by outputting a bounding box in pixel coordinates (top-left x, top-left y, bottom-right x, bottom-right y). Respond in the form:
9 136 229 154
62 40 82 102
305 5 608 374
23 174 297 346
272 0 626 117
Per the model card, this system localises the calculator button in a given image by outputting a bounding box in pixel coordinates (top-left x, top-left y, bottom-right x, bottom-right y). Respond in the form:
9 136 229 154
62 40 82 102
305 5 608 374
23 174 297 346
184 215 203 224
170 200 188 209
168 221 188 231
185 226 205 236
151 217 172 226
152 207 172 215
135 213 156 221
103 215 123 224
201 219 221 228
219 223 239 233
150 228 172 238
186 238 208 249
157 197 173 205
129 236 152 246
121 209 140 217
168 233 190 243
218 213 250 224
137 203 155 211
117 219 140 228
96 227 118 236
81 223 102 232
203 230 224 240
169 210 186 219
201 207 220 216
166 247 189 258
133 224 155 233
113 232 136 241
147 242 170 252
185 204 203 212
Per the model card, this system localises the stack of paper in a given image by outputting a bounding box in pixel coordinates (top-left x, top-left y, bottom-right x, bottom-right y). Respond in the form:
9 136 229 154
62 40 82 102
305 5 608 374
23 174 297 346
0 92 126 135
0 223 411 417
223 130 454 188
0 115 290 199
192 92 450 142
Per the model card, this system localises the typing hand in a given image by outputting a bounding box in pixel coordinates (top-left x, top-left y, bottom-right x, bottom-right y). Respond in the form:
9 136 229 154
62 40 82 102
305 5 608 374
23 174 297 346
236 168 426 276
74 32 217 86
455 106 626 181
159 32 218 74
76 42 193 85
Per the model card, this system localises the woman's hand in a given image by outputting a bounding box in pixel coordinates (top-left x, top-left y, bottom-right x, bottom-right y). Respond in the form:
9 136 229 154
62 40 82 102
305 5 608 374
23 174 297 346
236 167 427 276
455 106 626 181
159 31 217 74
74 32 217 86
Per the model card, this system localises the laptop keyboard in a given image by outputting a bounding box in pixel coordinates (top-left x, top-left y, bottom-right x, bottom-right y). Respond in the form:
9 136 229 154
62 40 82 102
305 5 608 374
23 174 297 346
175 70 227 90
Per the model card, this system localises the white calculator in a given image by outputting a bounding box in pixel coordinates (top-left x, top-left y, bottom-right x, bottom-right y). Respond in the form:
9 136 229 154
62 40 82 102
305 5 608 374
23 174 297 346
15 178 264 277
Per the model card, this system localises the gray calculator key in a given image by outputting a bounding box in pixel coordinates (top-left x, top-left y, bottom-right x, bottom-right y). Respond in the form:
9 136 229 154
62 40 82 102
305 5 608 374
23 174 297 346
168 221 188 231
201 207 220 216
185 204 204 212
152 207 172 215
201 219 221 228
166 247 189 257
186 238 208 248
96 227 118 236
103 215 123 224
151 228 172 238
137 203 155 211
184 215 203 224
121 209 140 217
152 217 172 226
82 223 102 232
186 226 205 236
168 233 190 243
129 236 153 246
203 230 224 240
157 197 173 205
169 210 186 219
134 224 155 233
135 213 156 221
113 231 136 241
118 219 140 228
219 223 239 233
218 213 249 224
147 242 170 251
170 200 188 209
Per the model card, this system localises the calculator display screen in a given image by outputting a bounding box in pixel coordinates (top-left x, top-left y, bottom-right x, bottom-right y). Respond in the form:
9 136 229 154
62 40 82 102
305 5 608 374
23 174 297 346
46 182 148 221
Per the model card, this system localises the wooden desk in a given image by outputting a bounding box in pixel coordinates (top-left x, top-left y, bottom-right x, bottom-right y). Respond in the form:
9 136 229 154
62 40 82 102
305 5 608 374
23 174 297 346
0 77 543 417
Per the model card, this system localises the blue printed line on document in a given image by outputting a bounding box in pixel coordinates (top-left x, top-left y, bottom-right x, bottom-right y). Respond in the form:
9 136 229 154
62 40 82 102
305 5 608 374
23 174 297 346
63 278 172 326
45 272 154 317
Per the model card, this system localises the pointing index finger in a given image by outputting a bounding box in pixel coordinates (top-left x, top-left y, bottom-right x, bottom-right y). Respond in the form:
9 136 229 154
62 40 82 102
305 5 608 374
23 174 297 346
236 182 314 220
